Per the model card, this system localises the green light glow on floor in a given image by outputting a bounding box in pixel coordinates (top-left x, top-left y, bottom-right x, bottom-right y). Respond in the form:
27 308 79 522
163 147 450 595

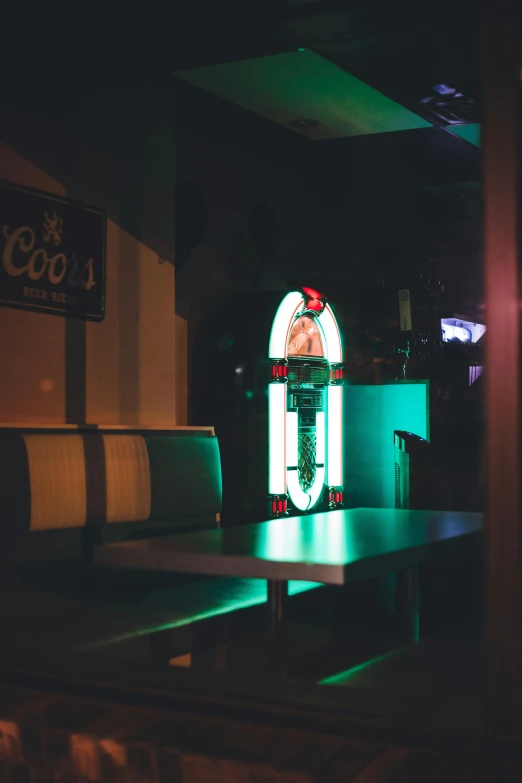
176 50 432 140
320 645 413 686
80 579 321 650
449 123 481 148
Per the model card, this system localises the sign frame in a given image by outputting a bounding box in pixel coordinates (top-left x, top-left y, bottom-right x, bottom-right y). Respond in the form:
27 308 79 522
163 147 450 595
0 179 106 321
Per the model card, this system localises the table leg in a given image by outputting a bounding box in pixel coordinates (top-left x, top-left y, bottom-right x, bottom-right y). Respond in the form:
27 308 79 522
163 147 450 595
267 579 288 669
397 564 420 643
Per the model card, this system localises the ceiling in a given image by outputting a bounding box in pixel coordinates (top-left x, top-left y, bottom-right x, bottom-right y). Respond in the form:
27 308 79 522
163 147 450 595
176 49 433 140
173 0 481 192
1 0 482 191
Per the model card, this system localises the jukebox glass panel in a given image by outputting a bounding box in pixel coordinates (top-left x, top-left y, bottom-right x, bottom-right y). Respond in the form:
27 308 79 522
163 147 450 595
287 315 326 357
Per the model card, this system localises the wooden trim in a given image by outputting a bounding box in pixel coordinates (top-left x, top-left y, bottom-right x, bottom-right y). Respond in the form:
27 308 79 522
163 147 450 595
0 423 215 435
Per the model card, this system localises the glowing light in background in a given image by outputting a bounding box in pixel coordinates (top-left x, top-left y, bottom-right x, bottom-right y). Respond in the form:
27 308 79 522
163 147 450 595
469 366 484 386
441 324 471 343
441 318 486 343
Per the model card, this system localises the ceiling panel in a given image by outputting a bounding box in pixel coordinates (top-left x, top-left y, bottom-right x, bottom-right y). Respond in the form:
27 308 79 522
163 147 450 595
176 49 432 140
286 2 480 126
448 123 481 148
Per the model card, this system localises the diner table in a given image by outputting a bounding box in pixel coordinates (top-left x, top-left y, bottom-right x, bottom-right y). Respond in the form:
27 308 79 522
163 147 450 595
95 508 483 663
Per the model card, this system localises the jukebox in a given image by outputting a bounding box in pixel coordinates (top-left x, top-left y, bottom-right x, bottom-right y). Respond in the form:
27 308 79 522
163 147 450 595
268 287 344 517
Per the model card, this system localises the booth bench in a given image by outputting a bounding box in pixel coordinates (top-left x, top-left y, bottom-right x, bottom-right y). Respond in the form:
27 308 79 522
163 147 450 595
0 426 294 663
0 425 222 552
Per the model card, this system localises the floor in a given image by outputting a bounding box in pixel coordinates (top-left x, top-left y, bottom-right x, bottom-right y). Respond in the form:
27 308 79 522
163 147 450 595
0 552 495 781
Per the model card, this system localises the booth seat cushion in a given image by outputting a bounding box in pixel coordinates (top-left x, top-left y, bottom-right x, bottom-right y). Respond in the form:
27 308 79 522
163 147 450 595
146 435 222 521
0 430 222 533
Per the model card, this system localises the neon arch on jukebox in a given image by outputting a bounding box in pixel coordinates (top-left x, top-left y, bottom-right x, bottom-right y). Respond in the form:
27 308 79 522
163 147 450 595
268 287 343 517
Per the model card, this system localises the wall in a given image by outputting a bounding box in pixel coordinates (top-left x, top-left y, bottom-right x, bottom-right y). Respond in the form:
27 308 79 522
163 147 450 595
0 142 176 427
175 124 483 341
174 126 350 323
0 24 182 427
174 123 364 395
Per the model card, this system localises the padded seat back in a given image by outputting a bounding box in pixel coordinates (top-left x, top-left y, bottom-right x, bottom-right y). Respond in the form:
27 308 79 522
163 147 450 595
0 429 222 535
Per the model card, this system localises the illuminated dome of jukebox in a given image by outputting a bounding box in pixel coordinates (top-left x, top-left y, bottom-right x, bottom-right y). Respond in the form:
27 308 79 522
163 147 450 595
268 287 343 517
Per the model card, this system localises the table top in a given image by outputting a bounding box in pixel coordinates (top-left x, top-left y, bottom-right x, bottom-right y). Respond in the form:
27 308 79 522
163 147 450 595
95 508 483 586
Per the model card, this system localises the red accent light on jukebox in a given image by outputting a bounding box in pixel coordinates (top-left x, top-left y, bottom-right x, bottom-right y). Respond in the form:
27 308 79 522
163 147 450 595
328 487 344 509
329 364 344 385
270 360 288 383
301 287 326 314
269 494 289 517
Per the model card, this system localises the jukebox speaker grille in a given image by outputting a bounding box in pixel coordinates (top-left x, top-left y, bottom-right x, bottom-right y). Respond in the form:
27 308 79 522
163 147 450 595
298 432 317 490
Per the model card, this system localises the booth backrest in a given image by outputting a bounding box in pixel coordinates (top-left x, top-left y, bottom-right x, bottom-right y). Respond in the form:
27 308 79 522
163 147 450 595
0 429 222 536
